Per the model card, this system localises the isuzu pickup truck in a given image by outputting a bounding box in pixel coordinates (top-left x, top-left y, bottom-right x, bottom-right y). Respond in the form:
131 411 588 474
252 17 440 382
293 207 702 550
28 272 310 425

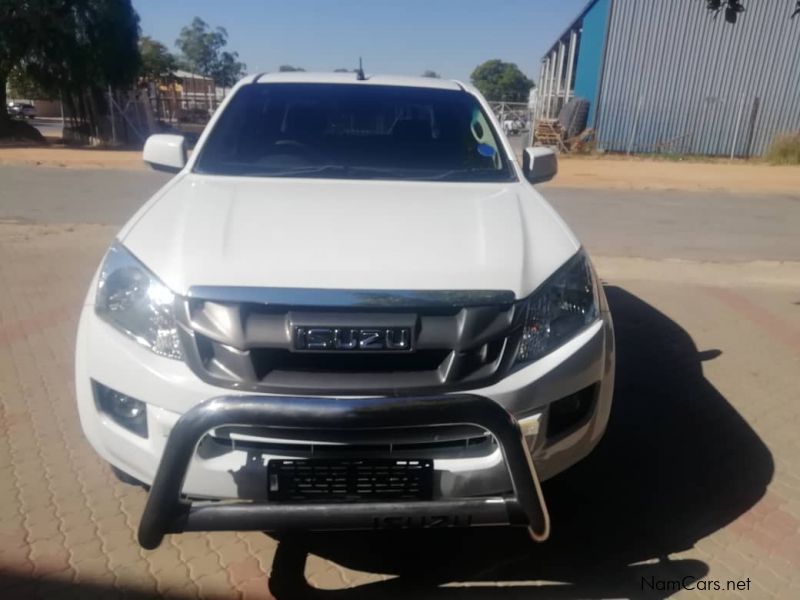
75 72 614 548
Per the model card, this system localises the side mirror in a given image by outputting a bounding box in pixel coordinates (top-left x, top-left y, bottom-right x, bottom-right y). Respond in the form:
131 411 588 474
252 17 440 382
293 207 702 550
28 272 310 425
143 134 187 173
522 147 557 184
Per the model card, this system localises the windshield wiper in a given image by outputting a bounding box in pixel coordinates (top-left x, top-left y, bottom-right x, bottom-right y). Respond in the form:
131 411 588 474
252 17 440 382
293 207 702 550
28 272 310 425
244 164 348 177
418 168 511 181
201 163 511 181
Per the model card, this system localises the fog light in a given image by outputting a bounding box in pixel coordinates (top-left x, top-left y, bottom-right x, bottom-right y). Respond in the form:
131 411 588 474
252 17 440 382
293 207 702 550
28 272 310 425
92 381 148 438
109 394 145 420
547 385 595 441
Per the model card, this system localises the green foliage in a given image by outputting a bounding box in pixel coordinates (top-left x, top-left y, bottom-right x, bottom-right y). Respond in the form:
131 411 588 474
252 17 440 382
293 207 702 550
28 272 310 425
279 65 305 72
7 66 50 99
0 0 141 135
139 36 177 83
765 133 800 165
1 0 140 89
421 70 441 78
175 17 246 87
470 59 534 102
0 1 39 75
176 17 226 77
0 118 46 143
212 51 246 88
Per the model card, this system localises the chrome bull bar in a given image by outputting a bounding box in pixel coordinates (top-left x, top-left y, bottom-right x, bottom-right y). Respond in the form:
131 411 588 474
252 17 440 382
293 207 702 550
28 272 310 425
137 394 551 549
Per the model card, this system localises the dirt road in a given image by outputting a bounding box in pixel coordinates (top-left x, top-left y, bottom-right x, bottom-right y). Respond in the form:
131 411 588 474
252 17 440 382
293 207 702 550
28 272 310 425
1 146 798 195
2 166 798 262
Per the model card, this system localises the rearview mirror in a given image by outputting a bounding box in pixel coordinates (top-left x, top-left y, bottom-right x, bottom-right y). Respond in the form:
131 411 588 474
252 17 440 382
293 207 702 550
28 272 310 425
143 134 187 173
522 147 557 184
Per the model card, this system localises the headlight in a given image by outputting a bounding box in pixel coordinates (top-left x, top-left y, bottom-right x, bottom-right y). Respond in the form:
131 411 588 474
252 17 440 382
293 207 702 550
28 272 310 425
516 251 599 364
95 243 183 359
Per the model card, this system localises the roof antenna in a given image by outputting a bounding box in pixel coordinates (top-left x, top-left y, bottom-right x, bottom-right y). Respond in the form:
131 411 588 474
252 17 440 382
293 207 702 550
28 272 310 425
356 57 366 81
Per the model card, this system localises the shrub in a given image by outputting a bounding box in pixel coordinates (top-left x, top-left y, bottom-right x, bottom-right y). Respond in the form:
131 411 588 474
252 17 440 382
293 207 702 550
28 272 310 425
0 119 46 145
765 133 800 165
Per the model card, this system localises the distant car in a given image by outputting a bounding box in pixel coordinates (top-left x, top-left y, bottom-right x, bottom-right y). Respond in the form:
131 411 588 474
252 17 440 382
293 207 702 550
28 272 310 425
503 118 525 136
7 102 36 119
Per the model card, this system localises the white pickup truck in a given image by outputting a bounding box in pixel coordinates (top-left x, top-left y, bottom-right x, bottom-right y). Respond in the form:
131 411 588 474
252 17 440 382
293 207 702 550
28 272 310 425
75 72 614 549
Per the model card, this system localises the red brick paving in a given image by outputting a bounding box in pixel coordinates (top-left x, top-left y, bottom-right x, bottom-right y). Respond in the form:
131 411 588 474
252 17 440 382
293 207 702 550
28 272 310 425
1 223 799 598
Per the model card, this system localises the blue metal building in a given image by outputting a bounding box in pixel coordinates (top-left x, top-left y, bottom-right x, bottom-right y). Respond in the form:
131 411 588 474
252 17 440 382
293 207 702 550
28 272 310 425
537 0 800 156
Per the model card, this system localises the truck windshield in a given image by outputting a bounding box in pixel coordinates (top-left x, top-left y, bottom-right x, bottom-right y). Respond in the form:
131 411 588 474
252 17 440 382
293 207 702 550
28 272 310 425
193 83 516 182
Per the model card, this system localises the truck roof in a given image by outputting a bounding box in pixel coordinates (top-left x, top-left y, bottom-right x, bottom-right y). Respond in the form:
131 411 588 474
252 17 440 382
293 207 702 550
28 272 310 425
242 71 465 91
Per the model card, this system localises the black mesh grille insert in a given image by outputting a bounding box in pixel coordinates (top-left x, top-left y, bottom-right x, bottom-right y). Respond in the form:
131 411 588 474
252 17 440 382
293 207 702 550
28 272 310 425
267 458 434 502
250 348 451 378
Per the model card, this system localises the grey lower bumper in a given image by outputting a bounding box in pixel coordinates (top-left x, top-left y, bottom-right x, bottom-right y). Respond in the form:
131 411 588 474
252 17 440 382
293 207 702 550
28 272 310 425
137 394 551 549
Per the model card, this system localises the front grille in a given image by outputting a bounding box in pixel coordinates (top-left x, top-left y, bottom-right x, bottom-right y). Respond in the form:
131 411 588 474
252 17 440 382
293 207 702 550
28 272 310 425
204 428 494 458
179 290 523 394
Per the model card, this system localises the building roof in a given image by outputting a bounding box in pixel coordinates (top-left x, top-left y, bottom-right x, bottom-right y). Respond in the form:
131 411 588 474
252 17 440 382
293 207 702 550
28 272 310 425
541 0 604 59
173 70 213 81
242 71 464 91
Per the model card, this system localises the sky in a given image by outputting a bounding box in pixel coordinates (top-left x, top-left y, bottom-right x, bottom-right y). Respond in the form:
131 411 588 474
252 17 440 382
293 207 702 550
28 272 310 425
132 0 587 82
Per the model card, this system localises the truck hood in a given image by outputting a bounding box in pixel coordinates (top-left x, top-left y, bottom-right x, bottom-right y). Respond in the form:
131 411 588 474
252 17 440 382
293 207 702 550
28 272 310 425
121 174 579 299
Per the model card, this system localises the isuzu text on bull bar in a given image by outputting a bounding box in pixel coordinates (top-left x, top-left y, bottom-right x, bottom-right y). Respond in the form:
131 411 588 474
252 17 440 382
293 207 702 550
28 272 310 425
75 72 615 549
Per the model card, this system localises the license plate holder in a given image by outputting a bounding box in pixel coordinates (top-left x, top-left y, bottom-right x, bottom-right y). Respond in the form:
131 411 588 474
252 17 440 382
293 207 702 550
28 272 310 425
267 458 433 502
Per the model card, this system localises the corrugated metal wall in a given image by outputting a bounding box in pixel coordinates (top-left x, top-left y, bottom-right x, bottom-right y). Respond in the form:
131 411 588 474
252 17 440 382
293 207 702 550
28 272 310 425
596 0 800 156
573 0 611 126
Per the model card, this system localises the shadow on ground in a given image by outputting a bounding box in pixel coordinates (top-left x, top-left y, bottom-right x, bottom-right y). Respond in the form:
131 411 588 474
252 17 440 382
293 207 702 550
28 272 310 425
0 287 774 599
265 286 774 599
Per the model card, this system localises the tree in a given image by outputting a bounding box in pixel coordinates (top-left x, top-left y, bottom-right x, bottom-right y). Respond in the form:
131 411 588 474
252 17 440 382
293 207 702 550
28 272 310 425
139 36 177 83
0 0 38 127
211 51 246 89
138 36 180 122
7 66 50 100
176 17 228 78
279 65 306 72
333 68 352 73
0 0 140 136
470 59 534 102
421 70 441 78
176 17 245 107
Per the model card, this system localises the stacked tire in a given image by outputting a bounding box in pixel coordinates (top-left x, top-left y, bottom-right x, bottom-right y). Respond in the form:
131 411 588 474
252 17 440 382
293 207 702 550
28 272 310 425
558 97 590 139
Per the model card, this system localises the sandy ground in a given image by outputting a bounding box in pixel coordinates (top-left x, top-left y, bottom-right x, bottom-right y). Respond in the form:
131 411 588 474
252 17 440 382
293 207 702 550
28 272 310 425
0 147 148 171
548 155 800 195
1 146 798 195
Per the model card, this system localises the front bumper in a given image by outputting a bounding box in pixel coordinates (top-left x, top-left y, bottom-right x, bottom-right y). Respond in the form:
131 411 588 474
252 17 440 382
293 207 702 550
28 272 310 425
138 394 550 549
76 299 614 500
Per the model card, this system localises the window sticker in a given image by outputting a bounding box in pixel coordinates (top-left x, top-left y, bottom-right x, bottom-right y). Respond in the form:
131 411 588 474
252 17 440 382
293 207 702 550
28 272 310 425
477 143 496 157
471 109 501 167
